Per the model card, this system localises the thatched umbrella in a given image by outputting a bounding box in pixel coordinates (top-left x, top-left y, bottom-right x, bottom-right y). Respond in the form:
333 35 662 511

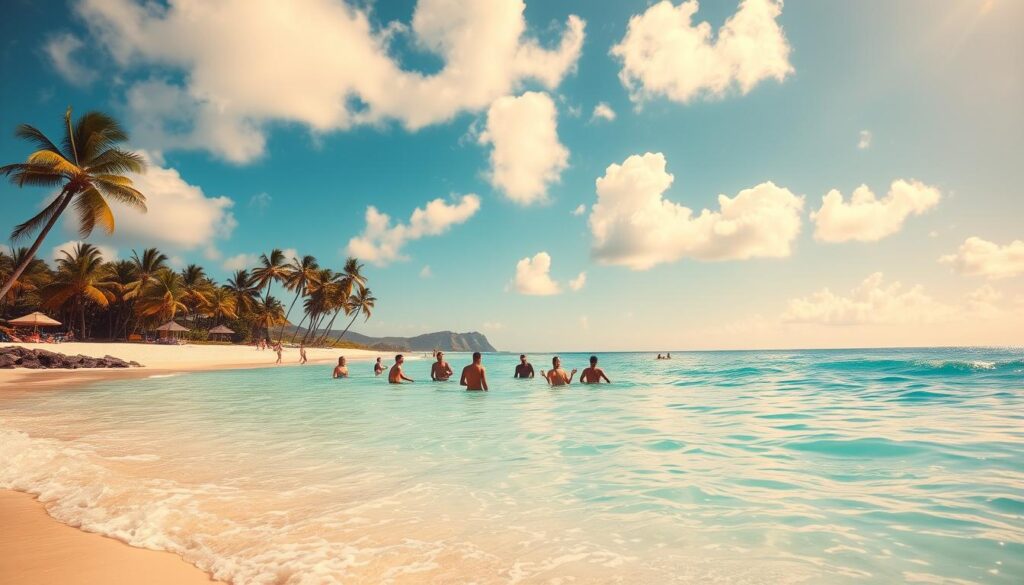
208 324 235 341
155 320 189 340
9 311 61 333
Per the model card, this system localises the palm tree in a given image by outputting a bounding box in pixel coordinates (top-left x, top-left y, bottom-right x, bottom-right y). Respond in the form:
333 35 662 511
0 107 146 301
299 268 336 344
180 264 212 323
104 259 137 339
205 287 238 325
126 248 169 298
278 254 319 341
0 247 49 308
253 296 287 339
333 287 376 343
135 269 188 324
39 242 114 338
252 249 287 305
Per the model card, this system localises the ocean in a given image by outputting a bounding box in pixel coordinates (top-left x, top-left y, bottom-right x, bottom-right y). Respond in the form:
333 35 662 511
2 348 1022 584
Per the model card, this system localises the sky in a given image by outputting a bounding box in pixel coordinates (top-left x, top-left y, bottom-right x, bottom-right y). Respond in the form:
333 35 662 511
1 0 1022 351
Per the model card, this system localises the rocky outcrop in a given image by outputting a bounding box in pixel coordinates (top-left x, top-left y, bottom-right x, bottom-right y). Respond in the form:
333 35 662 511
0 346 143 369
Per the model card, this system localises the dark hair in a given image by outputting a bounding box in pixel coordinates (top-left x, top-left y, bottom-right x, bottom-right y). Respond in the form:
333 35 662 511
473 351 481 360
520 354 526 359
552 356 559 365
395 354 403 361
590 355 598 364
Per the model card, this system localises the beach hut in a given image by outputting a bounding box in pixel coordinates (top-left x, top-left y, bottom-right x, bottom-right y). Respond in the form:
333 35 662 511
9 311 61 332
208 324 235 341
155 320 189 341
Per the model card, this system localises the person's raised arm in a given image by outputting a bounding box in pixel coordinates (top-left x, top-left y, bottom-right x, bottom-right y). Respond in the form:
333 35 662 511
568 368 578 383
539 370 551 386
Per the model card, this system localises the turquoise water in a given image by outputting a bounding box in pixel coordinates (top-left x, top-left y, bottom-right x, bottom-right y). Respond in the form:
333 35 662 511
2 348 1023 584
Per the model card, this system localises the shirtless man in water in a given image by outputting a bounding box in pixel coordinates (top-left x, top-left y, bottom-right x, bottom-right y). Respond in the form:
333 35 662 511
431 351 453 381
389 354 414 384
541 356 576 386
580 355 611 384
460 352 489 391
374 357 385 376
332 356 348 378
514 354 535 378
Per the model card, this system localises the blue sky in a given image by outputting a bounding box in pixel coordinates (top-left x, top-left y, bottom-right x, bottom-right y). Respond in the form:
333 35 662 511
1 0 1021 351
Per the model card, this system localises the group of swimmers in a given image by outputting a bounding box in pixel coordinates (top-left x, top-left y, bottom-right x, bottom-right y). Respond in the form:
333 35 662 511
331 352 612 390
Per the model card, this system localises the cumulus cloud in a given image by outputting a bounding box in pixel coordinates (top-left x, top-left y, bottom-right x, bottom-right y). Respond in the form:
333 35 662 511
572 204 587 216
222 253 258 271
44 32 97 86
478 92 569 205
73 0 585 162
568 271 587 291
248 192 272 213
347 194 481 265
858 130 872 150
590 102 616 122
63 153 236 252
588 152 803 270
810 179 940 243
512 252 562 295
51 240 118 263
782 273 952 325
940 237 1024 279
611 0 792 104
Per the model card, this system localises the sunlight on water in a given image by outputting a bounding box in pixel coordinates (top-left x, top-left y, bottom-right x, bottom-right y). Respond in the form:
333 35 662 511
2 348 1023 584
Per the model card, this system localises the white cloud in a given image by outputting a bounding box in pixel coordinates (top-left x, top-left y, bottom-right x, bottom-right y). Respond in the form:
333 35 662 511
64 153 236 252
482 320 504 330
282 248 299 263
589 152 803 270
782 272 952 325
512 252 561 295
44 33 97 86
568 271 587 291
611 0 792 104
419 265 432 278
810 179 940 243
347 194 481 265
571 204 586 216
590 102 616 122
858 130 872 150
478 92 569 205
248 192 272 213
75 0 585 163
222 253 258 271
51 240 118 263
940 237 1024 279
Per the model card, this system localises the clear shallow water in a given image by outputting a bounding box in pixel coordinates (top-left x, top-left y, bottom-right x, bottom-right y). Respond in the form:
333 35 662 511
2 348 1023 584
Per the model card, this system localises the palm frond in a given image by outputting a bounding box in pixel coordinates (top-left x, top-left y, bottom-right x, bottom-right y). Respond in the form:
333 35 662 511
14 124 66 158
73 111 128 163
74 187 116 236
10 193 67 240
87 148 146 175
26 149 80 176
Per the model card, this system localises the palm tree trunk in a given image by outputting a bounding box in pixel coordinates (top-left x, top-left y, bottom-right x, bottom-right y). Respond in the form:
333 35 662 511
316 310 342 345
290 310 308 344
0 190 72 301
277 290 301 342
334 310 361 342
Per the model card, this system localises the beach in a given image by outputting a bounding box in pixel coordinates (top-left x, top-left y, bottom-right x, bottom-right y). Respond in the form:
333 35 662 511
1 341 381 585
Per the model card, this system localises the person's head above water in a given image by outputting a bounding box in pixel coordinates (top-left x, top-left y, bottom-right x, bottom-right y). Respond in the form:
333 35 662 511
472 351 482 364
519 354 527 363
590 355 598 366
552 356 561 368
436 352 444 362
395 354 404 364
337 356 346 365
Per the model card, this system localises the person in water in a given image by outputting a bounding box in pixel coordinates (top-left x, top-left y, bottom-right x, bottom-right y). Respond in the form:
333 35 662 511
580 355 611 384
374 357 385 376
460 351 489 391
332 356 348 378
431 351 453 381
299 344 308 365
514 354 535 378
388 354 414 384
656 354 663 360
541 356 576 386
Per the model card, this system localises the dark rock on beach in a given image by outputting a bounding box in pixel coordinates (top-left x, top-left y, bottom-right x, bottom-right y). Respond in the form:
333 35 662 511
0 346 143 370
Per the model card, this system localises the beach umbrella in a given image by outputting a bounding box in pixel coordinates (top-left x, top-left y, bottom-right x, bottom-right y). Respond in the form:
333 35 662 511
208 325 235 341
156 320 189 340
9 311 61 332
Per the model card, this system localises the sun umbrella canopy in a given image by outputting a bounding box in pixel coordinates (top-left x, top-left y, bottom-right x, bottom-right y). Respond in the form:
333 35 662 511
208 325 234 334
9 311 61 327
156 321 189 332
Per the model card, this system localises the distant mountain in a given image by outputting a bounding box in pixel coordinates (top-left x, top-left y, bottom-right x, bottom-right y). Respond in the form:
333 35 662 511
285 328 496 352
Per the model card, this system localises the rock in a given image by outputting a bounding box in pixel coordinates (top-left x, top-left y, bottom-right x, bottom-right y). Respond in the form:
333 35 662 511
0 354 16 368
19 359 41 369
129 360 143 368
103 355 130 368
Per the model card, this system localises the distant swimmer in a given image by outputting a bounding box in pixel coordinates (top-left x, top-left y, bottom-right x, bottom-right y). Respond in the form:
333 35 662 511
460 351 489 391
374 357 385 376
332 356 349 378
541 356 576 387
666 352 672 359
656 354 664 360
389 354 414 384
580 355 611 384
431 351 453 381
514 354 535 379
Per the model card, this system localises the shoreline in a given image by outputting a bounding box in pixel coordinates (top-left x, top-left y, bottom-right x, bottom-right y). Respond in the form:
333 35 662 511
0 341 384 585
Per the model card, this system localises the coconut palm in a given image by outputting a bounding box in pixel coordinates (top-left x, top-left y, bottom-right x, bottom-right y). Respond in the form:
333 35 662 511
0 246 49 307
126 248 169 298
0 107 146 301
333 286 376 343
205 287 238 325
252 249 288 304
253 296 287 339
135 269 188 323
104 259 137 338
180 264 213 322
225 269 260 318
39 242 114 338
278 254 319 341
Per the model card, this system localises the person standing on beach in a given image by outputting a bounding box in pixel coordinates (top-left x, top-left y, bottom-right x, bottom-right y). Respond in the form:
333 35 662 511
460 352 489 391
374 357 385 376
299 344 307 364
541 356 576 386
431 351 453 381
514 354 535 378
274 342 283 364
580 355 611 384
389 354 414 384
333 356 348 378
